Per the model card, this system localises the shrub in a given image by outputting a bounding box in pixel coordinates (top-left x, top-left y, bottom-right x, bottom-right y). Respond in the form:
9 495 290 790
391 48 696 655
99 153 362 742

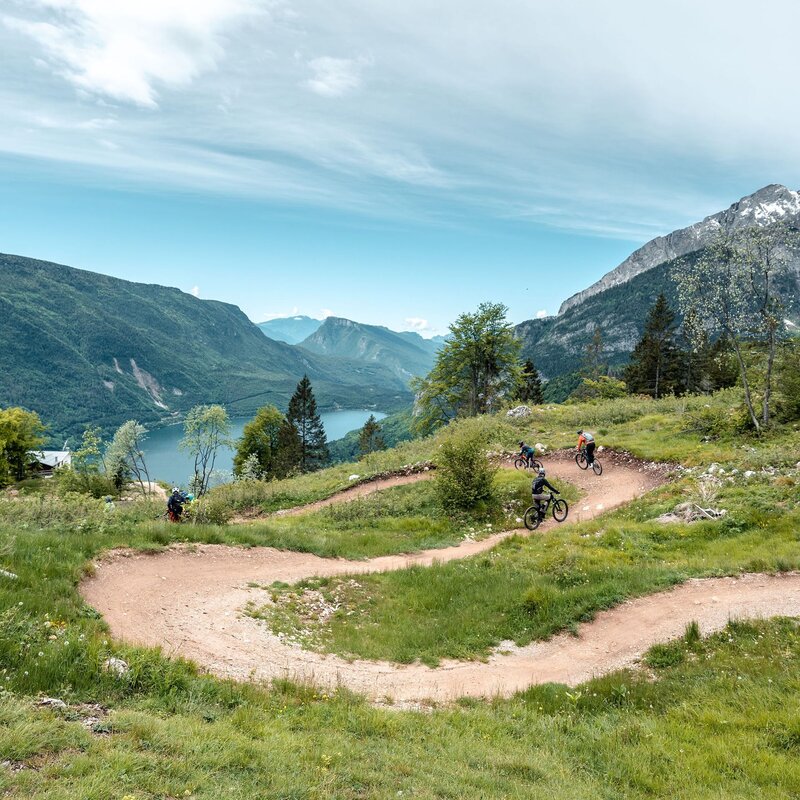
434 427 497 512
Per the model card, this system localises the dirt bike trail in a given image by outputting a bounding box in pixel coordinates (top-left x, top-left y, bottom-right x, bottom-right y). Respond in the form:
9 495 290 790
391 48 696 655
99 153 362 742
79 454 795 705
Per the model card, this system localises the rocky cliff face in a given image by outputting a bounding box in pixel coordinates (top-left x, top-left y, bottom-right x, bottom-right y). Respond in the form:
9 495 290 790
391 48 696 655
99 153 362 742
559 184 800 314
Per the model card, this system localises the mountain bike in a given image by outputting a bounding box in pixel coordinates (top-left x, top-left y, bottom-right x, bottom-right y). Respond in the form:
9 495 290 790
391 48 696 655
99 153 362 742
514 455 543 471
575 447 603 475
523 494 569 530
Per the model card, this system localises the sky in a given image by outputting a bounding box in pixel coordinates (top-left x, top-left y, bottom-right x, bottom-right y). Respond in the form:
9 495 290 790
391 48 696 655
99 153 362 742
1 1 800 336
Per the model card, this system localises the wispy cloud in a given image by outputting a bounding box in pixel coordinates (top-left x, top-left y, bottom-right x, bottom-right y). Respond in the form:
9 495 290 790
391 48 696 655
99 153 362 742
189 285 200 297
4 0 267 107
535 310 548 319
305 55 370 98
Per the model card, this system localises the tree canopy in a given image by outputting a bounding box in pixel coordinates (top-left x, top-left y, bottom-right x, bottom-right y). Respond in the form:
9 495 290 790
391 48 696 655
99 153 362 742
0 407 46 486
233 405 284 479
411 302 523 433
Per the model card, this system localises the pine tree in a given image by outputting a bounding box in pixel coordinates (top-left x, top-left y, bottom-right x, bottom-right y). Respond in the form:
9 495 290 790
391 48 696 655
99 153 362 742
582 325 606 380
273 419 302 478
624 294 681 398
286 375 329 472
519 359 544 404
358 414 385 457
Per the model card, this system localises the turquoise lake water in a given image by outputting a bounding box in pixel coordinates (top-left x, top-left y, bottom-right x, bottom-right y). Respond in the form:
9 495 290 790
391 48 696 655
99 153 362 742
141 409 387 486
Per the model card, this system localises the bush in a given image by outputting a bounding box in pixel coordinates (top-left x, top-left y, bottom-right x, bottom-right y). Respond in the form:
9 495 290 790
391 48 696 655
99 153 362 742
55 469 117 499
434 427 497 512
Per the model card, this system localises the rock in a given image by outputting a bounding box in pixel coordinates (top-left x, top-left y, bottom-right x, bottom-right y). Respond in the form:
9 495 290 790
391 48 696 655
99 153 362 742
37 697 67 709
0 569 17 580
348 474 359 481
506 405 532 419
744 471 756 479
103 657 129 677
534 442 546 453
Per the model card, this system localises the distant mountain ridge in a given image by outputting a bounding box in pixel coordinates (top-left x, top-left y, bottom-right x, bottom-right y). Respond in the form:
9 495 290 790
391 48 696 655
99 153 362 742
559 184 800 314
519 185 800 379
258 315 322 344
0 254 412 440
298 317 441 383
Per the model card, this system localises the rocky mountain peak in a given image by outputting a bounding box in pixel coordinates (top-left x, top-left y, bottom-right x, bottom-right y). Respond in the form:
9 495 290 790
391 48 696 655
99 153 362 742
558 184 800 315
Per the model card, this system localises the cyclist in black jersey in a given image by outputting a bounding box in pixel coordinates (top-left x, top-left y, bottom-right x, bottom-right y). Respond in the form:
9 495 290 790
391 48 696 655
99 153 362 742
531 468 560 517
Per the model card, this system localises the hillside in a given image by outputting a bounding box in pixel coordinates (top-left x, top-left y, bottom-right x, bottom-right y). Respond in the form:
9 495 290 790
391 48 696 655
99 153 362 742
0 254 412 440
518 185 800 378
299 316 439 383
257 315 322 344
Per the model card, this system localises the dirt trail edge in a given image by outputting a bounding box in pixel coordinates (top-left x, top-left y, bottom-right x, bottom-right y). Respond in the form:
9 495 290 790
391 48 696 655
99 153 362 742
80 456 799 705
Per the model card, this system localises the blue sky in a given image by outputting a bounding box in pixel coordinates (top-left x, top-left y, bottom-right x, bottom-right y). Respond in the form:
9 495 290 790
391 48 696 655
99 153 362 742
1 1 799 336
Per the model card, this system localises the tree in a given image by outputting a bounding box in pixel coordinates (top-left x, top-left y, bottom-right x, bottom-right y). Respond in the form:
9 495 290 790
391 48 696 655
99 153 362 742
105 420 152 497
411 302 524 433
273 419 303 478
581 325 607 380
0 407 46 486
233 405 284 479
72 426 105 475
673 227 795 432
285 376 328 473
180 404 232 496
519 360 544 404
623 294 681 398
358 414 386 457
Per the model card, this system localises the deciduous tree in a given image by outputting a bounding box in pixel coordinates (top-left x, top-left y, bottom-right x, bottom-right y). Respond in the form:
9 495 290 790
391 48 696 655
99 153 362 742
233 405 284 479
105 420 152 497
411 302 523 433
0 407 46 486
180 404 232 496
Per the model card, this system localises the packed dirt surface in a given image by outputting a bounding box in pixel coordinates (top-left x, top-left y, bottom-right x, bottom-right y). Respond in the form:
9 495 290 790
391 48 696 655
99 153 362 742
82 451 785 705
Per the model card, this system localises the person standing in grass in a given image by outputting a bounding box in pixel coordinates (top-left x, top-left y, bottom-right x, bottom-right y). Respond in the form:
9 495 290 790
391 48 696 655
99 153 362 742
577 429 596 465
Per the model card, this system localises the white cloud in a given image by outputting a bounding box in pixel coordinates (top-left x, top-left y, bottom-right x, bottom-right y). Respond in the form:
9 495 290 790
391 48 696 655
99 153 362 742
404 317 429 331
260 306 301 321
305 56 369 97
535 309 548 319
190 285 200 297
4 0 266 107
320 308 334 318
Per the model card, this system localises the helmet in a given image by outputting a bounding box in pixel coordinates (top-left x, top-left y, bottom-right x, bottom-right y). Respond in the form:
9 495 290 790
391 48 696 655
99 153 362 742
538 468 546 476
172 487 180 494
577 429 583 434
518 440 524 446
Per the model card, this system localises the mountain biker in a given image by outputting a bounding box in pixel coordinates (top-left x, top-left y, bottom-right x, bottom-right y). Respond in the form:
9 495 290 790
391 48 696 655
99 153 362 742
167 487 184 523
518 440 537 466
531 468 560 517
577 429 596 465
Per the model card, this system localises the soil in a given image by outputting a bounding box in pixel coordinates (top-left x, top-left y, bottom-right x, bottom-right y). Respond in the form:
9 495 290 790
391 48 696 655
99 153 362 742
79 453 800 705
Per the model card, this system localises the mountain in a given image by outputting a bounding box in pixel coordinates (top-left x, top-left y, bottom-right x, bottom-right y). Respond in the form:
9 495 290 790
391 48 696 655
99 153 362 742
560 184 800 313
0 254 412 440
518 185 800 379
298 317 440 384
257 315 322 345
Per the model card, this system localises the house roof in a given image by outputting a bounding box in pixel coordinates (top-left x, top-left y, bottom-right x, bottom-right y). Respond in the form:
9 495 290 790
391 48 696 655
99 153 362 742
30 450 72 468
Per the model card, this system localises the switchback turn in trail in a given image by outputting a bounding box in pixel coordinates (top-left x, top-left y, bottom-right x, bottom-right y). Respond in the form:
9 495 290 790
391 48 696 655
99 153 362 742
81 454 800 705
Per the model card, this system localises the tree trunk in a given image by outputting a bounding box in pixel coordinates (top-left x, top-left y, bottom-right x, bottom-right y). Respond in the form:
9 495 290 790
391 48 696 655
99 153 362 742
730 336 761 433
762 328 776 427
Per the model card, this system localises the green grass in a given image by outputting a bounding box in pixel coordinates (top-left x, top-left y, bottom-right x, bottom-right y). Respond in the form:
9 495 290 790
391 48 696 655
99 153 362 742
2 390 800 797
2 619 800 798
260 471 800 665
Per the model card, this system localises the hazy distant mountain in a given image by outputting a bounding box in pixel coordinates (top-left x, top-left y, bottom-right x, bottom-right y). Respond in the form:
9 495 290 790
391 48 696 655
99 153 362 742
517 185 800 379
298 317 439 383
0 255 412 440
257 315 322 344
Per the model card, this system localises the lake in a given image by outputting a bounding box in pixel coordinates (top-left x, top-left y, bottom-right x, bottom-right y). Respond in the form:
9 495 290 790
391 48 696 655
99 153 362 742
141 409 387 486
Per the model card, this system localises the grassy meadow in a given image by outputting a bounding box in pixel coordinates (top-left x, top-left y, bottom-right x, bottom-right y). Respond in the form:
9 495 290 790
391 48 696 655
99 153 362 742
1 389 800 797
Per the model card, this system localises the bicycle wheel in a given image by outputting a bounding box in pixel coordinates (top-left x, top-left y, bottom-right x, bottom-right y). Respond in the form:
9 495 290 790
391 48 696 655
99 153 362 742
552 498 569 521
575 451 588 470
591 459 603 476
531 459 543 472
523 506 542 530
514 457 527 471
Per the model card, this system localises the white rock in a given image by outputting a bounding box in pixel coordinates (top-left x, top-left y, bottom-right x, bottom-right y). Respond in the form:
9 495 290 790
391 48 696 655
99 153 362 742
103 657 129 678
0 569 17 580
37 697 67 709
348 474 360 481
744 471 756 479
506 405 532 418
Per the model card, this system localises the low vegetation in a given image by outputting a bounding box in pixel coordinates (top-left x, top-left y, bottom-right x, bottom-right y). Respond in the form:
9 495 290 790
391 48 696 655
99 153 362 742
2 388 800 796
